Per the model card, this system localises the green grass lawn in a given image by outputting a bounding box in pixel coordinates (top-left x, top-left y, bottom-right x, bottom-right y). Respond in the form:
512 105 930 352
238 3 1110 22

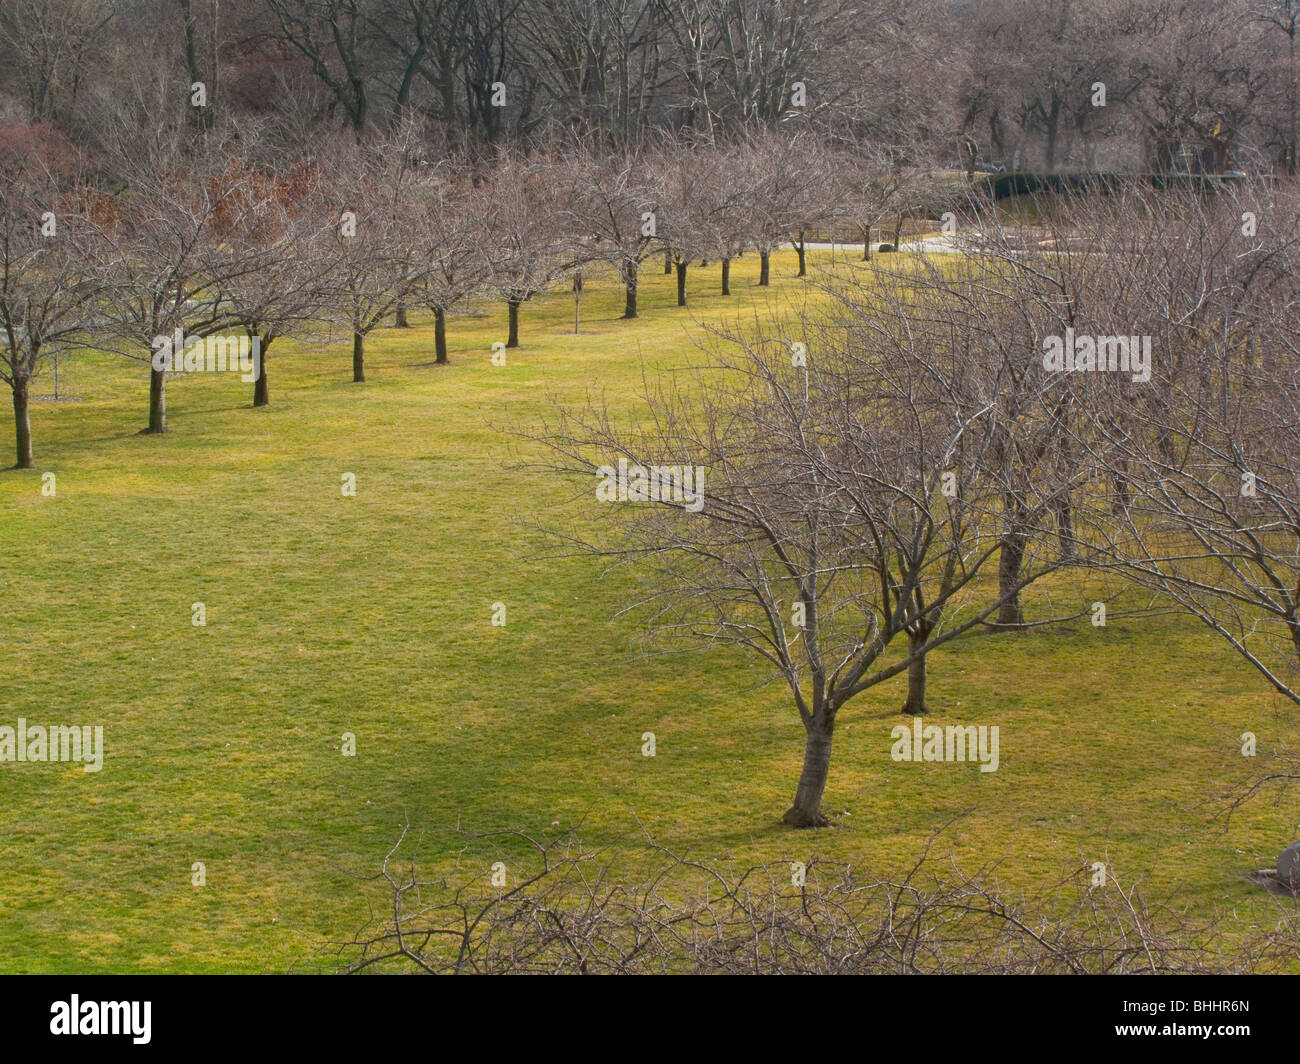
1 249 1297 972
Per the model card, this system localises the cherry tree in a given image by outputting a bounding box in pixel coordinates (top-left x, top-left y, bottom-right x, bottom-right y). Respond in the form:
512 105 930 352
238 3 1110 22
0 173 103 467
474 152 573 348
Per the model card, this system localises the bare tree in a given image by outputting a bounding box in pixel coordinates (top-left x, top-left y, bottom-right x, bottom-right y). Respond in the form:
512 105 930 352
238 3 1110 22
96 162 250 434
315 132 427 382
1254 0 1300 175
264 0 371 139
410 156 484 365
0 170 102 467
734 131 822 286
651 139 739 306
214 159 332 406
1075 182 1300 702
474 151 573 348
516 0 662 146
0 0 113 126
833 145 908 261
563 144 663 320
535 279 1063 825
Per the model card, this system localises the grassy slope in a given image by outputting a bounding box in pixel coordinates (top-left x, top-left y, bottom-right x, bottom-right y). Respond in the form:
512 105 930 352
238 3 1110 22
0 249 1296 973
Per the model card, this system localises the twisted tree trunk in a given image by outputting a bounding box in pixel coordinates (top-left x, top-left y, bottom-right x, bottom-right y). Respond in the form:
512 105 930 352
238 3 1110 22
783 715 835 828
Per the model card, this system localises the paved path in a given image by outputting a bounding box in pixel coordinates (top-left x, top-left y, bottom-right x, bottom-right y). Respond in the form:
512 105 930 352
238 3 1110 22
790 234 967 255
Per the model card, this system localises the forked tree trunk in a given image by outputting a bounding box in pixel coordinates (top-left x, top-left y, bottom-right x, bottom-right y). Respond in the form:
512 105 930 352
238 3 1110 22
352 332 365 382
721 257 730 295
144 363 167 434
759 250 771 286
783 716 834 827
675 261 687 306
507 299 521 347
11 376 32 468
622 260 638 319
434 307 448 364
796 231 807 276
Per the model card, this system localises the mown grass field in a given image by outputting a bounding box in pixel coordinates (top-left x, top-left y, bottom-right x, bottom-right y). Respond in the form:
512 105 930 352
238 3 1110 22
1 248 1297 972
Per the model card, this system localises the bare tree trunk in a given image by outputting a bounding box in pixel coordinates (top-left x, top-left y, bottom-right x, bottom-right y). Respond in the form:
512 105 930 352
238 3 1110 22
11 377 32 468
507 299 521 347
353 332 365 382
434 307 448 364
622 260 638 319
1290 28 1298 177
782 717 834 827
1045 95 1064 172
145 364 167 434
675 261 687 306
721 257 730 295
179 0 212 132
796 231 807 276
997 530 1027 627
759 250 770 286
901 630 928 714
862 223 871 261
395 301 409 327
210 0 220 122
253 336 271 407
1054 496 1075 561
663 247 672 274
1113 461 1131 517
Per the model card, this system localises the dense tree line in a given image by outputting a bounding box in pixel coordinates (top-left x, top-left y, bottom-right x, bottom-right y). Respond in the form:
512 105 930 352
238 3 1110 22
1 0 1298 174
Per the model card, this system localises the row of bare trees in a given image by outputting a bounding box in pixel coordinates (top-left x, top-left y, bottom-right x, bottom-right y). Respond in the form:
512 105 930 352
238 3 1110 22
536 179 1300 827
0 126 948 468
8 116 1300 833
